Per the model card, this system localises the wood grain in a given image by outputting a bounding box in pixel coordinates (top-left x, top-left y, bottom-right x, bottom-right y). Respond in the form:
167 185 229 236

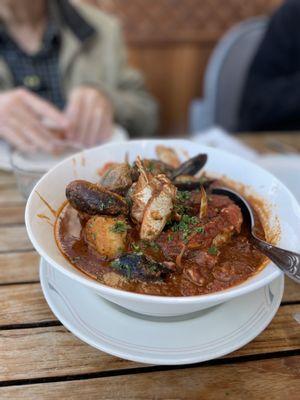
0 283 55 326
1 355 299 399
283 278 300 303
1 304 299 381
129 44 212 135
0 206 25 225
0 226 32 252
0 171 16 184
0 184 24 206
92 0 282 44
0 326 138 382
0 251 39 284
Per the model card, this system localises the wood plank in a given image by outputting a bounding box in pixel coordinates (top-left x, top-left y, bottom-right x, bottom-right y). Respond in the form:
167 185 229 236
0 326 137 382
0 206 25 225
0 283 55 326
0 305 299 381
1 278 299 326
0 251 39 284
0 172 16 185
283 277 300 303
0 185 24 205
0 226 32 252
240 133 300 154
1 355 299 400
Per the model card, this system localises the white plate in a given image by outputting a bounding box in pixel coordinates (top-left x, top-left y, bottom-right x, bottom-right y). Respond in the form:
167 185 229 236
0 125 128 171
40 258 284 366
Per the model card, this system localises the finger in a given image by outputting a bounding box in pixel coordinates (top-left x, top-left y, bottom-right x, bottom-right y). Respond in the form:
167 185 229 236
10 107 60 153
21 90 69 129
86 108 103 147
65 92 82 140
0 126 37 153
78 94 99 145
88 104 113 146
98 111 113 143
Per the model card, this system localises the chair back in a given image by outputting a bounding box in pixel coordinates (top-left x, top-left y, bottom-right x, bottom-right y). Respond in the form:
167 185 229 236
204 17 268 131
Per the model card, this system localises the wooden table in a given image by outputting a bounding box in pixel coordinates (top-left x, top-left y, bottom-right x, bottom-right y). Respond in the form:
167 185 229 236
1 134 300 399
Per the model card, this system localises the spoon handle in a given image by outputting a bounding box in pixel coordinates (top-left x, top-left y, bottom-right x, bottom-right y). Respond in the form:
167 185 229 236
252 236 300 283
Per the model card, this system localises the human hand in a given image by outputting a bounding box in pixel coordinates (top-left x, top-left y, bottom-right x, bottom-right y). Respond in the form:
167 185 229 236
0 88 69 153
65 86 113 147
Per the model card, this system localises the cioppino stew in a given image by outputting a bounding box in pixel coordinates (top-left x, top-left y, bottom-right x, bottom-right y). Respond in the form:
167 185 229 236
55 146 267 296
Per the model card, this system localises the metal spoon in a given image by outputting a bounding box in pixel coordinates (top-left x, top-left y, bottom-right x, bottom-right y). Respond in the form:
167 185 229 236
212 187 300 283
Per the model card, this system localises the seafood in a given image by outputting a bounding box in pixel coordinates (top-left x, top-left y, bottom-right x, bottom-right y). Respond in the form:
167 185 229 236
155 145 181 168
66 180 128 216
110 253 170 282
100 162 135 195
131 158 177 240
55 146 266 297
170 153 207 180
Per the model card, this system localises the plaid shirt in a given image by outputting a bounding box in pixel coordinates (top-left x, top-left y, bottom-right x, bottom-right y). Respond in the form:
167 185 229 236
0 1 95 110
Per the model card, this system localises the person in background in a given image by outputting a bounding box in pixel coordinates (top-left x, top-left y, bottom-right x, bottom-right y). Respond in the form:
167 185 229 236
0 0 158 153
239 0 300 132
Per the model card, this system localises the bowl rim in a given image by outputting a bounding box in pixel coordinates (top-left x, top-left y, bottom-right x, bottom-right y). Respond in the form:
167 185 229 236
25 138 294 304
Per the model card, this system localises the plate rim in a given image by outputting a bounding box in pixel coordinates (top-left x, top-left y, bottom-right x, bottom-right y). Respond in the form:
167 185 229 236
40 258 284 366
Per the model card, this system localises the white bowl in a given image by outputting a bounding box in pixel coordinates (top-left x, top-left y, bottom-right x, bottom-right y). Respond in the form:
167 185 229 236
25 139 300 317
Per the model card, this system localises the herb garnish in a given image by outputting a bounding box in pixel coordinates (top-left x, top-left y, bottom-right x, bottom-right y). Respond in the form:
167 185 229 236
176 191 191 202
195 226 205 234
111 221 130 233
131 243 142 254
146 160 155 173
171 214 198 233
170 214 200 243
208 246 218 256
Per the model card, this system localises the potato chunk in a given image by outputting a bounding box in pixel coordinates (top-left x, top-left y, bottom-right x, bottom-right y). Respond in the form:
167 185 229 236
85 216 128 259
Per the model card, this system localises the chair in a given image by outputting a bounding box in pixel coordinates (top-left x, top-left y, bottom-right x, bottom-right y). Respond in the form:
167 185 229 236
189 17 268 134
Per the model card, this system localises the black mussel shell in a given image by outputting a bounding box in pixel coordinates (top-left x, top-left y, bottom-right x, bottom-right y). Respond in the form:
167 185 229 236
66 180 128 216
110 253 169 282
170 154 207 180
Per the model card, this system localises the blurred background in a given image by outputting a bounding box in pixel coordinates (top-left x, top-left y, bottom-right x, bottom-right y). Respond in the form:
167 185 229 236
86 0 281 136
1 0 299 201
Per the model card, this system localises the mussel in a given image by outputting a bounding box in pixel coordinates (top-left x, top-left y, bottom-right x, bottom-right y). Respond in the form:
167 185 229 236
110 253 170 282
174 177 216 191
170 154 207 180
66 180 128 216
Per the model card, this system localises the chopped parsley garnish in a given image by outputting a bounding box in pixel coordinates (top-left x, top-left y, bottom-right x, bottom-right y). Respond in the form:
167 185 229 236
195 226 205 234
171 214 198 233
168 234 174 241
176 191 191 201
208 246 218 256
131 243 142 254
174 203 192 215
146 160 155 172
170 214 200 243
111 221 129 233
